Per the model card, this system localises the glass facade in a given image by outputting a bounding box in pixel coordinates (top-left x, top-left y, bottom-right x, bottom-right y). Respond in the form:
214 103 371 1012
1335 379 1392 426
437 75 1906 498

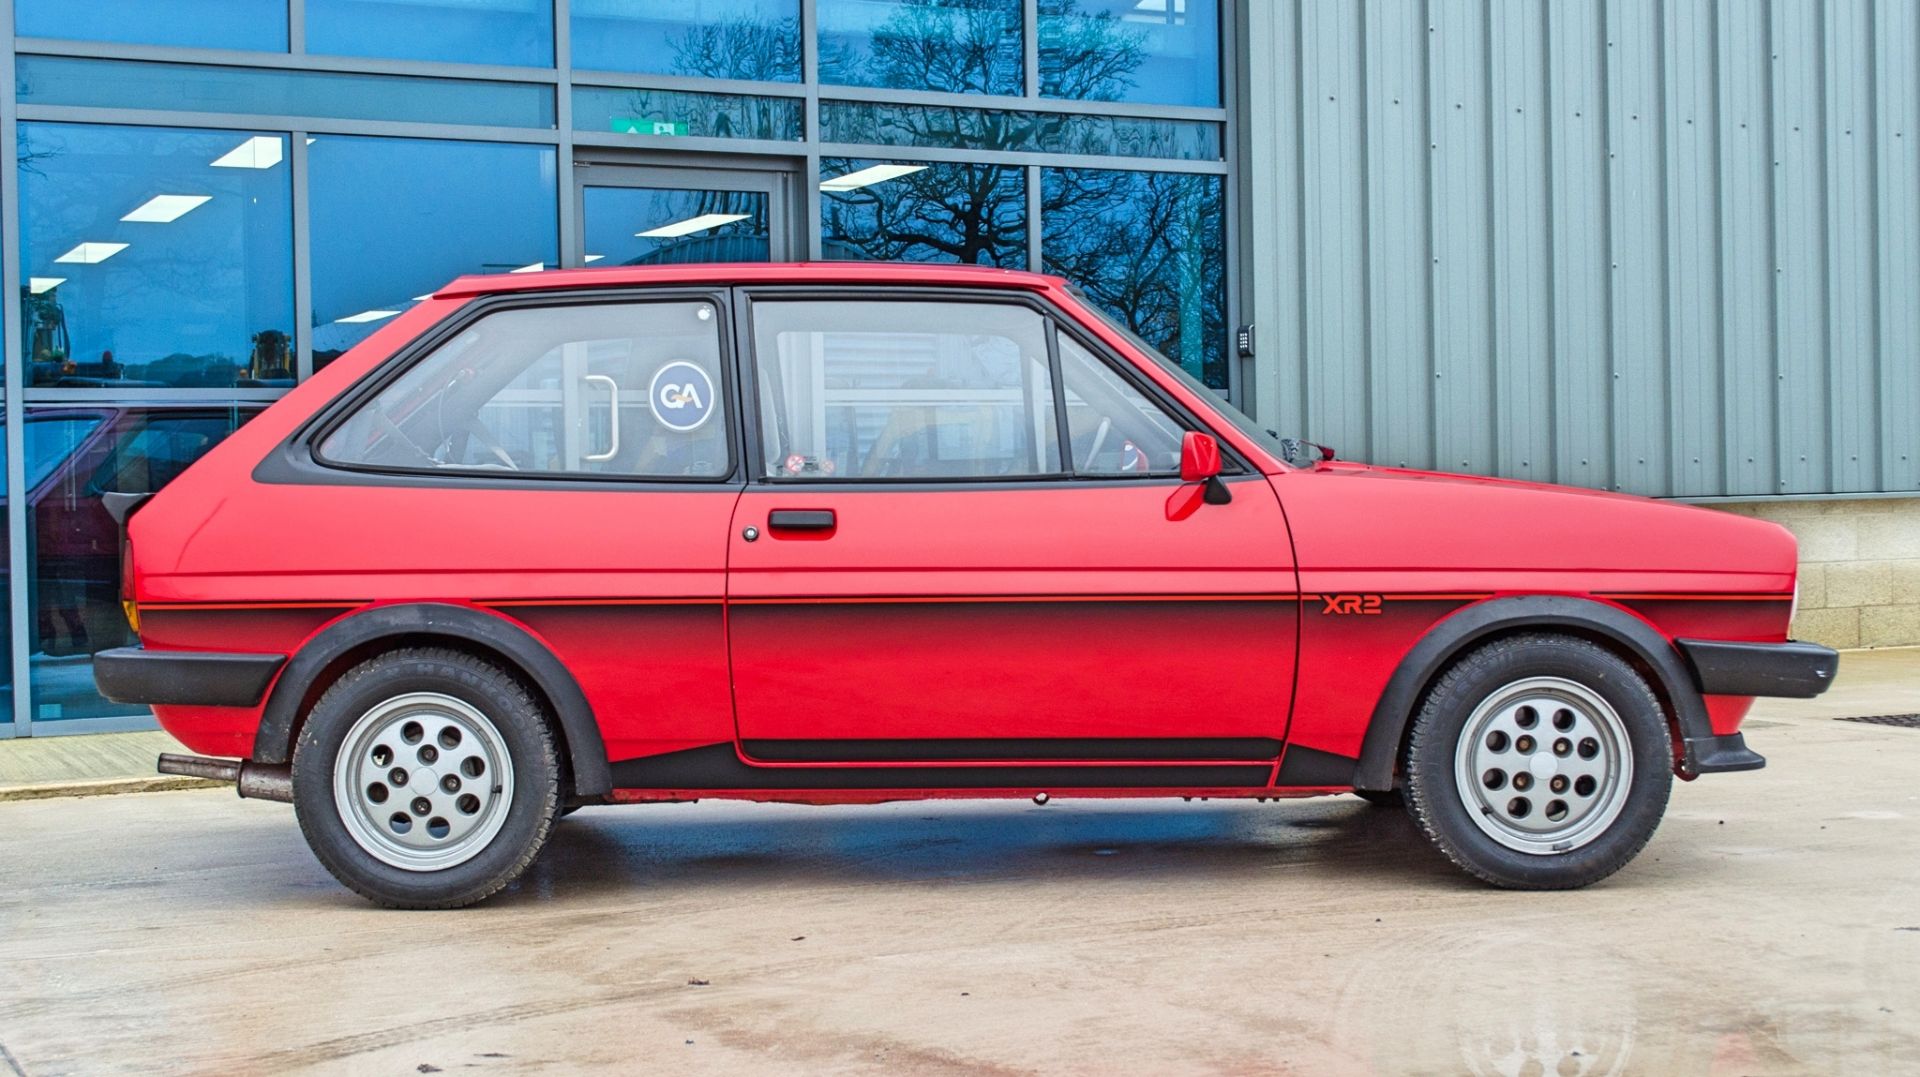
1 0 1232 735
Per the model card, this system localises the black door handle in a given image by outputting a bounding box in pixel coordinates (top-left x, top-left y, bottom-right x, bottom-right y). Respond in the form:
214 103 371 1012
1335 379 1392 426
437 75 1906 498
767 509 836 531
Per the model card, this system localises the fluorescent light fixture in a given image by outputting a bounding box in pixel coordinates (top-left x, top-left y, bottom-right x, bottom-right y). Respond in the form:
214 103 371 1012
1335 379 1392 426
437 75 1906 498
820 163 928 192
28 276 66 294
637 213 749 238
55 242 129 265
211 136 283 170
583 254 605 263
121 194 212 224
413 293 436 302
336 309 401 324
509 262 545 273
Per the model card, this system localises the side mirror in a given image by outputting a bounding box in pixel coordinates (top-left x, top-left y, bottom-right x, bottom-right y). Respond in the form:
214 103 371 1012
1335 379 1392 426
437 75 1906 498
1179 431 1222 482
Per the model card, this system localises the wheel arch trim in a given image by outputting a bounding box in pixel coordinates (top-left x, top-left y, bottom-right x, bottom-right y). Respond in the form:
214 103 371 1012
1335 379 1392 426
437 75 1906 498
251 602 612 796
1353 595 1709 791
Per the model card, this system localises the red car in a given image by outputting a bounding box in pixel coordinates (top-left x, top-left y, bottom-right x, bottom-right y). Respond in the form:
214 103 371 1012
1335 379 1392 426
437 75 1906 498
96 263 1835 908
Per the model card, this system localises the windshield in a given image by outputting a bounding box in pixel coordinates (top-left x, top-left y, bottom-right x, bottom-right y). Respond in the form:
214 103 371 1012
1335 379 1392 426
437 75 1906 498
1067 289 1289 460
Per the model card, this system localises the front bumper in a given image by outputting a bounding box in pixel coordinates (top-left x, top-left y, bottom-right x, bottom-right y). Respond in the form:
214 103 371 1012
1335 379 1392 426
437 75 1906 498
1674 638 1840 699
93 646 285 708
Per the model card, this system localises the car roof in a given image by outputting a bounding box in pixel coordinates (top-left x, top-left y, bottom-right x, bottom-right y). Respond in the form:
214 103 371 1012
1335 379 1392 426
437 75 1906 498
433 261 1070 299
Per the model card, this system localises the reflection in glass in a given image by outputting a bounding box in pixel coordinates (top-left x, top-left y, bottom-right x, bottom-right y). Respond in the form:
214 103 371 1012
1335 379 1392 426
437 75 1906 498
574 87 804 142
821 157 1025 267
572 0 800 81
1039 0 1220 107
584 187 771 265
307 0 553 68
1042 168 1227 388
820 100 1220 160
15 0 288 52
818 0 1022 96
309 137 558 366
16 56 557 131
5 407 255 723
17 124 294 389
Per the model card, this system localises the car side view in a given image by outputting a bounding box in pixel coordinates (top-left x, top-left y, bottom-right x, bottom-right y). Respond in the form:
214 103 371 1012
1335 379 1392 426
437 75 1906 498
94 263 1838 908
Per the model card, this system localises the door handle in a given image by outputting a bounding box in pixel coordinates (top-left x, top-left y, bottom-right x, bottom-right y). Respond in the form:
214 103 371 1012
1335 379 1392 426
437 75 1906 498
767 509 836 531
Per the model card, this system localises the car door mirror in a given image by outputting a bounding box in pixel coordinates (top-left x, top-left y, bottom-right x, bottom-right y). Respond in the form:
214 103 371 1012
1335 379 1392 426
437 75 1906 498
1179 431 1222 482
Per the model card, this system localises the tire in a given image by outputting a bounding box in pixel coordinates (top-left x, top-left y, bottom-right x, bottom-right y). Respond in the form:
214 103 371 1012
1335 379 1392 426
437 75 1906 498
1352 788 1403 808
292 648 561 909
1403 634 1672 889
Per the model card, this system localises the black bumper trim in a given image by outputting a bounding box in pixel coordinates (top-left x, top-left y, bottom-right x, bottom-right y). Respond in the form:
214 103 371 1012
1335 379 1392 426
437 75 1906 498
1684 732 1767 774
1675 638 1839 699
93 647 285 708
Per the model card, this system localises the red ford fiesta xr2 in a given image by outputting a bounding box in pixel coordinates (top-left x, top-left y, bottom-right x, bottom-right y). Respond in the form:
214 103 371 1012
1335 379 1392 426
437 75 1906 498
96 263 1837 908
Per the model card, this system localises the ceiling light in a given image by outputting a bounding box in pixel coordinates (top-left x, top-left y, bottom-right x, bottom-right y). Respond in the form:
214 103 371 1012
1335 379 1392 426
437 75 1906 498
637 213 749 238
121 194 212 223
336 309 400 324
211 136 283 169
413 293 435 302
55 242 129 264
583 254 605 263
28 277 66 294
509 262 545 273
820 163 929 192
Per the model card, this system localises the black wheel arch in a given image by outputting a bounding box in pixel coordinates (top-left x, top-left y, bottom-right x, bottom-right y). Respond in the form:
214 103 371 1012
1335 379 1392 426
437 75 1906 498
1352 595 1710 791
251 602 612 796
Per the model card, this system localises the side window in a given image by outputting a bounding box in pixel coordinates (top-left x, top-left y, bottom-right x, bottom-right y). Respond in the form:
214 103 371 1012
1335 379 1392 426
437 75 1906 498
320 300 730 479
1058 333 1185 477
751 300 1061 480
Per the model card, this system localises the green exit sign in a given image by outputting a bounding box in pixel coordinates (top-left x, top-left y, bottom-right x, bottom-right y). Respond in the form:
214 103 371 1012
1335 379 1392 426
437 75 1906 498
611 118 689 137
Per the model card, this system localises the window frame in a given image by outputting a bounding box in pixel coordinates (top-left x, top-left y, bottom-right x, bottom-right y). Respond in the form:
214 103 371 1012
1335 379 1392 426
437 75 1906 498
298 287 747 488
734 284 1246 488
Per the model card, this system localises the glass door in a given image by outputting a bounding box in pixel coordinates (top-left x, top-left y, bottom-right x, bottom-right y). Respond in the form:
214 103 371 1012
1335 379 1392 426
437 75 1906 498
575 162 796 267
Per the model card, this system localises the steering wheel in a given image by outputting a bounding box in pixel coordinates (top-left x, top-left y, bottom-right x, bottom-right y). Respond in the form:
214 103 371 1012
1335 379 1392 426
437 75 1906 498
463 416 519 470
1081 417 1112 471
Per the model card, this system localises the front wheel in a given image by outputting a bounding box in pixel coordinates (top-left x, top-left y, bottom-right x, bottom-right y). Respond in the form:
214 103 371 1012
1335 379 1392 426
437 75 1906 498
292 648 560 908
1403 634 1673 889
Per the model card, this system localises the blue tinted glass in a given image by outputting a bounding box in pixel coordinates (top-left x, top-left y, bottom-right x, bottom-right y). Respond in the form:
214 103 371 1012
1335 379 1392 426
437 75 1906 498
16 0 288 52
820 100 1220 160
821 158 1025 266
17 123 295 388
584 187 771 265
19 406 256 723
307 0 553 67
572 0 800 80
574 86 804 142
1042 168 1226 387
1039 0 1220 107
309 137 557 364
16 56 555 131
818 0 1022 95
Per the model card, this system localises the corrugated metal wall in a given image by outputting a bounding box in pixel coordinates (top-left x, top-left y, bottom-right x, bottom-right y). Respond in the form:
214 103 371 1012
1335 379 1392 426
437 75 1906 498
1240 0 1920 499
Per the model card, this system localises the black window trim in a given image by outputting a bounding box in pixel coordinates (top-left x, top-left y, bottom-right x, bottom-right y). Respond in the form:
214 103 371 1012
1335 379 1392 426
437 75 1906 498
265 286 750 490
732 283 1250 489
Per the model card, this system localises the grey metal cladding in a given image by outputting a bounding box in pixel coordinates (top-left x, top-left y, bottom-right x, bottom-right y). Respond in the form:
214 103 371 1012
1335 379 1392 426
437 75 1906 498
1242 0 1920 500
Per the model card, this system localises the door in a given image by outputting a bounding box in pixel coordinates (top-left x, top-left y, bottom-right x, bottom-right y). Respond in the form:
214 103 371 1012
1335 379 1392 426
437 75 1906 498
574 161 797 267
726 291 1298 764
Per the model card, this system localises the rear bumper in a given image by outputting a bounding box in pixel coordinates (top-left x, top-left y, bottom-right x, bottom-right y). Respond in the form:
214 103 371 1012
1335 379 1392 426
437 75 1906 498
1674 638 1839 699
93 646 285 708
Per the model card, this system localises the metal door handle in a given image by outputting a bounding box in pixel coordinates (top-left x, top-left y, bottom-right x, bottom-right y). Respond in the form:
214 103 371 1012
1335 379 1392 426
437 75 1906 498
583 375 620 461
767 509 836 531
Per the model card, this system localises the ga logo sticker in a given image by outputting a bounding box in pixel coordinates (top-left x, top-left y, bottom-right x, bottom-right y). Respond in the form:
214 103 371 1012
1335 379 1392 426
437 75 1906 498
649 361 716 432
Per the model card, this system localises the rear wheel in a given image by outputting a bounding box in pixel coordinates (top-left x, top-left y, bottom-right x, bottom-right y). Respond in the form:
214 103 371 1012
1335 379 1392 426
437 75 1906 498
292 648 560 908
1403 634 1672 889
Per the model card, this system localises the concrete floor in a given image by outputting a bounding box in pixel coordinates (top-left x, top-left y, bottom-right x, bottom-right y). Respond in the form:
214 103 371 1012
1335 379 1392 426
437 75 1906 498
1 651 1916 1076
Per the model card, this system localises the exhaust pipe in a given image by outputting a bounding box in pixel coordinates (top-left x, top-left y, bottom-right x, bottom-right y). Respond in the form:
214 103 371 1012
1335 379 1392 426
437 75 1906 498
158 753 294 803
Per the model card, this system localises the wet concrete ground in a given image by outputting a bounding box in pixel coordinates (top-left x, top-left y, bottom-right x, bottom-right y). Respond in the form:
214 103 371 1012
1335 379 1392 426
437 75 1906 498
2 651 1917 1075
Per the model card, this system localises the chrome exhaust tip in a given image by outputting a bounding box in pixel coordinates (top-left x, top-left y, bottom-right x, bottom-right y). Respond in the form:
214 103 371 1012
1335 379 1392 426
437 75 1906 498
157 753 294 803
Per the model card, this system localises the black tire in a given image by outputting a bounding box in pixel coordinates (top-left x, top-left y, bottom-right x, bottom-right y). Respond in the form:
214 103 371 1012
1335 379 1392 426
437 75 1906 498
292 648 561 909
1403 634 1672 889
1352 788 1403 808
